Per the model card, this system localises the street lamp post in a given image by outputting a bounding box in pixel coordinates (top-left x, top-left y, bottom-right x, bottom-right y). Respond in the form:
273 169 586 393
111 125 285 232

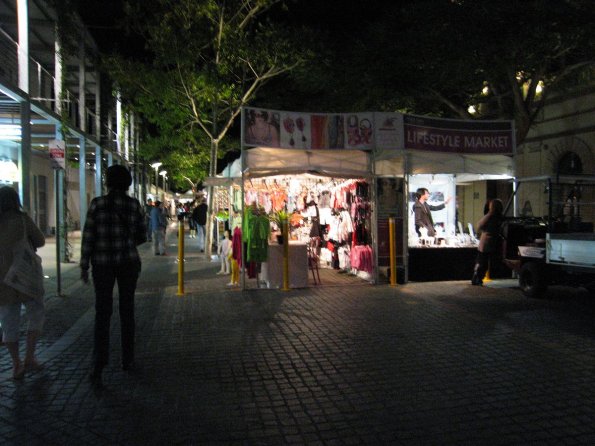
159 170 167 198
150 162 162 195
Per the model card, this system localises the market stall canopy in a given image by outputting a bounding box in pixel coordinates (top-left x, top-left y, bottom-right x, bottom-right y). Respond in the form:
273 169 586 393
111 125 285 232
203 158 242 187
375 149 513 179
243 147 371 179
178 189 196 200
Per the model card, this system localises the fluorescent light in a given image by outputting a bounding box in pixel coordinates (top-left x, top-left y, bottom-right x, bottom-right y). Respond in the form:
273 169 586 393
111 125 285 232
0 159 19 182
0 124 21 140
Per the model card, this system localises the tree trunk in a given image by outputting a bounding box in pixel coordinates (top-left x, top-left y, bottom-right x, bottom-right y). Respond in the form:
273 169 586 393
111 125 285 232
205 138 218 259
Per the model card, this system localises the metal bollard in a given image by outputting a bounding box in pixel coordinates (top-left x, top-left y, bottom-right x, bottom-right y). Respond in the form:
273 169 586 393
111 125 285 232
177 220 185 296
389 217 397 286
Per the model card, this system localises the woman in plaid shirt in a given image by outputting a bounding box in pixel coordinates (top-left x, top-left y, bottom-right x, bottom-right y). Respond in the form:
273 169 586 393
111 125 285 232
80 165 147 388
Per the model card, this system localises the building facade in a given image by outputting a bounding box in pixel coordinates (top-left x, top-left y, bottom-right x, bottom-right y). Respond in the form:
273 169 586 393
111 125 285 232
515 81 595 223
0 0 148 245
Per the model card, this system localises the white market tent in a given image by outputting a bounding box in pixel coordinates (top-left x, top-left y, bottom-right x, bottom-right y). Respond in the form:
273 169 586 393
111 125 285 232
203 158 242 187
206 147 372 184
375 149 514 180
242 147 372 179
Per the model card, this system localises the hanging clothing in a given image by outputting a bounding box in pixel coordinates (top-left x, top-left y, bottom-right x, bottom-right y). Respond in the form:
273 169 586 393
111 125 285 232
243 211 270 262
232 227 243 267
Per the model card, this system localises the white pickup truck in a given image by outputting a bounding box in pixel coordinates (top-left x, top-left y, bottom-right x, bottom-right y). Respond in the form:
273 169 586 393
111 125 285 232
503 175 595 298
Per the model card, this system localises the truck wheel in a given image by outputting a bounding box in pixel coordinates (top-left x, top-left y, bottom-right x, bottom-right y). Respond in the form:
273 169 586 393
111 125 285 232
519 262 548 298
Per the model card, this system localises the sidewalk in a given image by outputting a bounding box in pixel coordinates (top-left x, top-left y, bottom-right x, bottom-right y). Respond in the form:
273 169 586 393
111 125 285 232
1 222 595 445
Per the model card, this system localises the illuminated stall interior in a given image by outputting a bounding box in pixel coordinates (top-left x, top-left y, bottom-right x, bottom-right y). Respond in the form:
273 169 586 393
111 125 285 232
239 147 375 288
376 150 514 281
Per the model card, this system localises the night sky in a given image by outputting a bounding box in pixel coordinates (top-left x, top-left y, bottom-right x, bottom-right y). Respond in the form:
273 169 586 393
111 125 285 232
77 0 392 55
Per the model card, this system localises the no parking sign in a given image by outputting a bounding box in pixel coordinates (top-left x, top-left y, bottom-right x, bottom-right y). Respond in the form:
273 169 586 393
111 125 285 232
49 139 65 170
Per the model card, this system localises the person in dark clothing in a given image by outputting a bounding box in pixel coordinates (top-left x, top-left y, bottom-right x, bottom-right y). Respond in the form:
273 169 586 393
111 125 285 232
413 187 450 237
192 197 208 252
80 165 147 388
144 198 153 242
471 199 504 286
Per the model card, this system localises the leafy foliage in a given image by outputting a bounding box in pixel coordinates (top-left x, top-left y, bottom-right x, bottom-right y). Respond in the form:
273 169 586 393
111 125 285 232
267 0 595 144
356 0 595 142
106 0 310 191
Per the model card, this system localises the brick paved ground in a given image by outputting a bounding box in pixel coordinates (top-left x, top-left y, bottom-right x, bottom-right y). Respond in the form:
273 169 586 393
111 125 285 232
1 224 595 445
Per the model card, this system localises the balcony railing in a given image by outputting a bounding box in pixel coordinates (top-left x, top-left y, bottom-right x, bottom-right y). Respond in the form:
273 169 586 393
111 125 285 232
0 28 101 141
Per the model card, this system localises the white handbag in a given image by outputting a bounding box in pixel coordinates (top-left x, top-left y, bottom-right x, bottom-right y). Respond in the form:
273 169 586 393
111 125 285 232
3 216 45 300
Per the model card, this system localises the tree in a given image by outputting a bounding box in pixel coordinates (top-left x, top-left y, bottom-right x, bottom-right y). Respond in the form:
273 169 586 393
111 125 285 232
349 0 595 144
268 0 595 146
108 0 310 255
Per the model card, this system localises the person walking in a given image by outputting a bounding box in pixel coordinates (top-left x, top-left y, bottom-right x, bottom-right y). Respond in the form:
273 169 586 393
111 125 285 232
80 165 147 388
193 197 208 252
0 186 46 380
150 200 168 255
471 198 504 286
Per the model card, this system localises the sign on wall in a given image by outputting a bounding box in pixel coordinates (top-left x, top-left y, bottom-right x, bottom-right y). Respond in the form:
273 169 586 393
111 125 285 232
49 139 65 170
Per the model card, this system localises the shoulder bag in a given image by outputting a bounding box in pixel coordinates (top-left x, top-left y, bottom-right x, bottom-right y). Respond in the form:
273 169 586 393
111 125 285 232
3 216 45 300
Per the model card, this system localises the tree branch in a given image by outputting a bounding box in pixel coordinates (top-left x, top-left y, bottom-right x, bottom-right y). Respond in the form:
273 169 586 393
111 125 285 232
425 88 470 119
177 64 214 139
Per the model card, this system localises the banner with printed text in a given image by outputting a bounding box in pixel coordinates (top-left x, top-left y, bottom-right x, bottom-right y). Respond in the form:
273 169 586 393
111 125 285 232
402 114 514 154
242 108 514 154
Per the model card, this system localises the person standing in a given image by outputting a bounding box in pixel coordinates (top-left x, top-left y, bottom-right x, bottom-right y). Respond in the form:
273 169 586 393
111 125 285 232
80 165 147 388
150 200 168 255
144 198 153 242
471 199 504 286
413 187 450 237
0 186 46 380
188 202 197 238
193 197 208 252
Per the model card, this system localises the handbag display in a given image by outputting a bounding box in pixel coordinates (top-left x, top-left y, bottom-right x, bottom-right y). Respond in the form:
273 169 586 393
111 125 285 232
3 216 45 300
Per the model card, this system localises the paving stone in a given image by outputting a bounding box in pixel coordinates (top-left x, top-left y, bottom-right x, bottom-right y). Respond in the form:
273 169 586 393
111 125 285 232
1 231 595 444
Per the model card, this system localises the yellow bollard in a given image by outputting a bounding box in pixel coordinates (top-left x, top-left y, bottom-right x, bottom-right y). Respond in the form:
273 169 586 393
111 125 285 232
389 217 397 286
177 220 185 296
282 219 290 291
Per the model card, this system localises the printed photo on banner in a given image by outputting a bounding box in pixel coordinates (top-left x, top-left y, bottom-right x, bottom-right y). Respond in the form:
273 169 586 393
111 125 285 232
280 113 310 149
345 113 374 149
310 115 344 149
244 108 280 148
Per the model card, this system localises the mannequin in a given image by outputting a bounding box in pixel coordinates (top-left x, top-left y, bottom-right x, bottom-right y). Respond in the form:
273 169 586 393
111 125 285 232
217 230 232 275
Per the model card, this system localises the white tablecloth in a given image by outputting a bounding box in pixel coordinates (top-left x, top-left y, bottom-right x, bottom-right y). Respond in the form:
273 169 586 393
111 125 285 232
261 242 308 288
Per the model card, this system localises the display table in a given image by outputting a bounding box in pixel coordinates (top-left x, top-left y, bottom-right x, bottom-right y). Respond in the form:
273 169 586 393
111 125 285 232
261 242 309 288
408 247 477 282
408 247 510 281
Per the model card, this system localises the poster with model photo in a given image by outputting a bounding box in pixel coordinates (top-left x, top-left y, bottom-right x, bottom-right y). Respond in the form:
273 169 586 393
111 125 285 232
310 114 345 149
280 112 310 149
344 113 374 150
244 108 281 148
377 177 402 211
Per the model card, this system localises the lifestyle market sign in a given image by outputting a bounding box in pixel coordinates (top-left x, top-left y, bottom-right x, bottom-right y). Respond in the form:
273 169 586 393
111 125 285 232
403 114 514 154
241 107 514 155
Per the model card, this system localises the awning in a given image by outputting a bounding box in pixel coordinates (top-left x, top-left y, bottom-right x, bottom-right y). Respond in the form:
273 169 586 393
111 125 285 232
243 147 371 179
